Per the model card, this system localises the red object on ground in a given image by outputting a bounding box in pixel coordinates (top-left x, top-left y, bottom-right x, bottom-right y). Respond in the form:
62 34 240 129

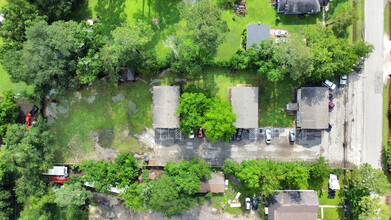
198 128 204 138
48 176 69 183
25 114 31 130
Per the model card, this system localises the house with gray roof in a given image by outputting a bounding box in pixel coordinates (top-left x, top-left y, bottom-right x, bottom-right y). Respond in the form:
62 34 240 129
230 86 259 128
296 87 329 130
268 190 319 220
152 86 180 129
246 24 270 49
277 0 329 15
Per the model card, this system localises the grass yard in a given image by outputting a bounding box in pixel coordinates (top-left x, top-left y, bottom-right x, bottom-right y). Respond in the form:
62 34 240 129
383 78 390 146
318 207 344 220
385 2 390 37
52 81 152 162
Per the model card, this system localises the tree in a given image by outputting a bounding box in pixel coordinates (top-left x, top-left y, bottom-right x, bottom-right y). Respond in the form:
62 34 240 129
353 41 374 58
0 90 20 136
358 195 381 220
28 0 76 23
18 191 55 220
229 48 248 71
164 157 211 195
0 148 17 219
327 7 358 38
2 20 90 96
176 92 211 135
308 156 331 190
148 175 197 217
101 23 155 75
182 0 229 62
203 97 237 142
54 182 92 208
279 161 310 189
79 153 140 192
3 117 55 203
0 0 41 48
275 35 314 81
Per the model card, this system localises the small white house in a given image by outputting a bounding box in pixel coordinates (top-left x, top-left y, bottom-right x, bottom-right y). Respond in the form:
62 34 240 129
328 174 340 190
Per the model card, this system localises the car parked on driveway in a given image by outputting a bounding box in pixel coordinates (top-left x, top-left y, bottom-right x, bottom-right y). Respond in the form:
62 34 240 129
236 128 243 141
340 75 347 86
252 197 258 210
245 197 251 210
189 130 194 139
329 101 335 111
326 123 332 132
322 80 336 91
198 128 204 138
265 128 272 144
289 131 295 142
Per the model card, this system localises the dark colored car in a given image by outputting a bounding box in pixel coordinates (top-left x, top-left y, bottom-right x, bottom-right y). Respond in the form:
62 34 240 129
198 128 204 138
236 129 243 141
329 101 335 112
329 93 333 101
230 135 235 143
30 105 39 116
252 197 258 210
326 124 332 132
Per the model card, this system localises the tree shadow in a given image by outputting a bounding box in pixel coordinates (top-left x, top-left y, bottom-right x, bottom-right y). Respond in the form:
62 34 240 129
95 0 127 35
71 0 93 21
275 13 321 27
133 0 182 49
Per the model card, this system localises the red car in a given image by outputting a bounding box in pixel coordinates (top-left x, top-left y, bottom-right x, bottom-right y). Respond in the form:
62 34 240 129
198 128 204 138
329 101 335 111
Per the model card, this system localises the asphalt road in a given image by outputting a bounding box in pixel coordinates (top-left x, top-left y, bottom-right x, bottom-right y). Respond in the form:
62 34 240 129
350 0 384 169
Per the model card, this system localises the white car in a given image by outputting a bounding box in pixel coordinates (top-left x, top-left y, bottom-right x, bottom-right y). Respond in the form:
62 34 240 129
340 75 347 86
245 197 251 210
289 131 295 142
275 30 288 37
189 130 194 139
265 128 272 144
322 80 336 91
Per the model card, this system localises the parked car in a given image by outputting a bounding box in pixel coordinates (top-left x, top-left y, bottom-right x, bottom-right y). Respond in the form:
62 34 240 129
252 197 258 210
275 30 288 37
329 101 335 111
289 131 295 142
189 130 194 139
340 75 347 86
245 197 251 210
265 128 272 144
30 105 39 116
237 128 243 141
329 93 333 101
322 80 336 91
198 128 204 138
326 123 332 132
229 134 235 143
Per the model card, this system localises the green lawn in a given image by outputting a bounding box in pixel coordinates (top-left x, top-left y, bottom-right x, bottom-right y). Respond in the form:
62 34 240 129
386 2 390 37
52 81 152 162
384 78 390 145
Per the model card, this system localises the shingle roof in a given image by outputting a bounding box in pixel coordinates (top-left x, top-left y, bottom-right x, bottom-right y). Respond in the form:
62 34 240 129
278 0 321 14
152 86 180 128
246 24 270 48
297 87 329 129
268 190 319 220
230 87 258 128
198 172 225 193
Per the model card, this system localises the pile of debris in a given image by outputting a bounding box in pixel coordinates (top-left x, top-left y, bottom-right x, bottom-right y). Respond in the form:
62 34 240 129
234 1 247 15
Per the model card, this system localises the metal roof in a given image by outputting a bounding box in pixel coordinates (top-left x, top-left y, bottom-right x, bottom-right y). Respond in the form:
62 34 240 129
230 87 258 128
152 86 180 128
268 190 319 220
297 87 329 129
44 166 68 176
246 24 270 48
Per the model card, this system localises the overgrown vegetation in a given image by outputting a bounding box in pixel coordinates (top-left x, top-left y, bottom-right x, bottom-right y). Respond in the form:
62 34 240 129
176 92 237 142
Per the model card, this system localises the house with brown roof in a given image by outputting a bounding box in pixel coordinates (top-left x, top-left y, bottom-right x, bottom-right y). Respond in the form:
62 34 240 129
268 190 319 220
198 172 225 193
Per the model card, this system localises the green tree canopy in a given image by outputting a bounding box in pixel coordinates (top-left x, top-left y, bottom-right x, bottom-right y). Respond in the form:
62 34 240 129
54 182 92 208
203 97 237 142
0 90 20 137
101 23 157 76
176 92 211 135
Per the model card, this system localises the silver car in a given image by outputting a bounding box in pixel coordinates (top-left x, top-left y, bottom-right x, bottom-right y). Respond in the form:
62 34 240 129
245 197 251 210
289 131 295 142
265 128 272 144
